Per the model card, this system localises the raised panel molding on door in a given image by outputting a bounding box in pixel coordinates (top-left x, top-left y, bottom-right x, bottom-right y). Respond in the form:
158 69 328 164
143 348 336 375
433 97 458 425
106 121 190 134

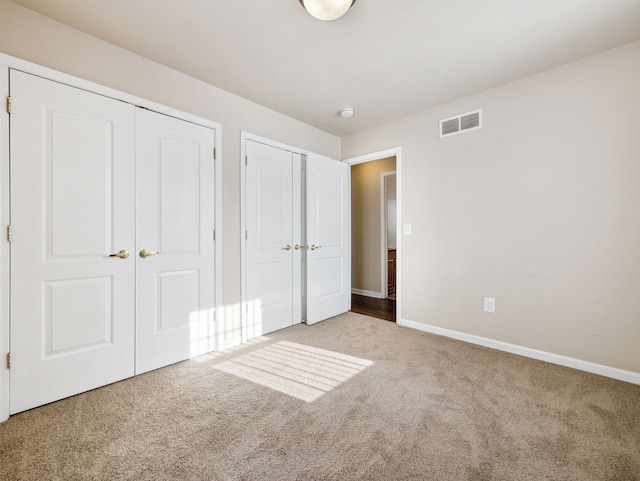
6 64 220 416
245 140 296 337
9 70 136 414
242 134 349 340
306 153 351 325
135 108 216 375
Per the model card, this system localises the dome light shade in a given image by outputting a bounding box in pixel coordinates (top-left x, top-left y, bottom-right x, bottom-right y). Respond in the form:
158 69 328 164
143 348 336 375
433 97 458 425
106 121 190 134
299 0 357 21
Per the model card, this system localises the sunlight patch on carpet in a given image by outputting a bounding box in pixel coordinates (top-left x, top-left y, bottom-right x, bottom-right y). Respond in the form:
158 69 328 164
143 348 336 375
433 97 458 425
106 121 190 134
191 336 272 363
213 340 374 402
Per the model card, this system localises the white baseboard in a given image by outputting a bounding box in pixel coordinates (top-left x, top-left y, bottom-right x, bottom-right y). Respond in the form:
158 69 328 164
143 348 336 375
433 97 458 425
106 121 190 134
351 288 384 299
401 318 640 386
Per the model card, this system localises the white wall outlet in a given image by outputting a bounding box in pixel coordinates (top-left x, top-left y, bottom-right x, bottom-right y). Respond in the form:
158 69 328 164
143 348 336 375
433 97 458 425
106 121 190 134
484 297 495 313
403 223 412 236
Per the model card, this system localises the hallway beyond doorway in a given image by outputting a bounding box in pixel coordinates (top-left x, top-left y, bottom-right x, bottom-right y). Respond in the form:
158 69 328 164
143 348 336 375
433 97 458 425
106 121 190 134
351 294 396 322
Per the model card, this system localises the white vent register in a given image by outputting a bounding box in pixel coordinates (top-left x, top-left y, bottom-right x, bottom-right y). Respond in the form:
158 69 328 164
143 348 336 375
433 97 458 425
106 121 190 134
440 109 482 137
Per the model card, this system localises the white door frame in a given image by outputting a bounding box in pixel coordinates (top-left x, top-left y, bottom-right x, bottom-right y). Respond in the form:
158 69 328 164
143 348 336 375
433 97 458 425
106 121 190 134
380 171 397 299
344 147 402 325
0 53 223 423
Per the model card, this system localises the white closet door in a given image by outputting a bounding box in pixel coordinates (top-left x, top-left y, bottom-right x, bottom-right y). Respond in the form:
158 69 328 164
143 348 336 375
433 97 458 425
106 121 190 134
306 153 351 325
245 140 294 337
135 108 216 374
9 70 136 414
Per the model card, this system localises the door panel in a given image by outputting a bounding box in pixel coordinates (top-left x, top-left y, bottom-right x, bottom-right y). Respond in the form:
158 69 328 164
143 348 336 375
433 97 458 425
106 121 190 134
45 277 114 354
50 111 115 256
135 108 215 375
245 140 294 337
9 70 136 414
306 153 350 325
317 258 344 296
157 270 199 330
159 137 200 253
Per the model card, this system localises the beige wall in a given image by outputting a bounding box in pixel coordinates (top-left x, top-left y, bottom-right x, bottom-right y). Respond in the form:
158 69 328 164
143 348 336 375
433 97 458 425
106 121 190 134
343 41 640 374
0 0 340 346
351 157 396 294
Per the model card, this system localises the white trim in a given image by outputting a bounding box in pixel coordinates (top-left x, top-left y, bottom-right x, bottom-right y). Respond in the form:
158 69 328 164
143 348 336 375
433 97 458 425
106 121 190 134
380 171 396 299
346 148 401 167
241 132 308 156
240 134 248 344
0 57 10 423
212 124 223 354
351 289 383 299
343 147 402 326
401 318 640 386
0 52 223 422
6 56 218 129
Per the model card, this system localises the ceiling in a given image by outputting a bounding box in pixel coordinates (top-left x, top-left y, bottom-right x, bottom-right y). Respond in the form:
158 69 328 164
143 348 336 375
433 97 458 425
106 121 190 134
9 0 640 137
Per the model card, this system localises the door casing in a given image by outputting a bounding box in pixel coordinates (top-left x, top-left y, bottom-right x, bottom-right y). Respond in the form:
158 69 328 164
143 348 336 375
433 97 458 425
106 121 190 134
0 53 223 423
344 147 403 325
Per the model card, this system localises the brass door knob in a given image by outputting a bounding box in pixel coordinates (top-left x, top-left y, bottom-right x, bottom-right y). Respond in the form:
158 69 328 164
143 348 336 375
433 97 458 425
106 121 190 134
282 244 292 251
139 249 160 258
109 249 130 259
294 244 306 250
309 245 322 251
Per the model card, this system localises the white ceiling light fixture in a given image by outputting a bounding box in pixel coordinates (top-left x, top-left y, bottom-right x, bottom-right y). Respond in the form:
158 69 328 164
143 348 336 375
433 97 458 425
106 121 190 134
299 0 357 21
341 108 354 118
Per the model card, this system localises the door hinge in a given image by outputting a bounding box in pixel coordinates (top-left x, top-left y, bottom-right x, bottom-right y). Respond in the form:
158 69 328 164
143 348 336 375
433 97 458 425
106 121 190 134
6 225 11 242
245 230 248 240
245 155 248 166
213 230 216 241
214 148 217 160
6 96 11 114
6 353 10 370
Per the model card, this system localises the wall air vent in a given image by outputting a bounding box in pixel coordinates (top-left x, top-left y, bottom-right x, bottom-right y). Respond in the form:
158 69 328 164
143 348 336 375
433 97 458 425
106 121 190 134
439 109 482 138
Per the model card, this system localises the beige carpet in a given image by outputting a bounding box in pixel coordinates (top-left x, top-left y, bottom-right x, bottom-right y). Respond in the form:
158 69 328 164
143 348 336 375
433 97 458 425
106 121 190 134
1 312 639 480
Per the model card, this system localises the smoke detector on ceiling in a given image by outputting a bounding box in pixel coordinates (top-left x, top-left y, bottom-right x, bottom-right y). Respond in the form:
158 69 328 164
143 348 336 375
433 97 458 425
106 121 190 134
341 108 354 118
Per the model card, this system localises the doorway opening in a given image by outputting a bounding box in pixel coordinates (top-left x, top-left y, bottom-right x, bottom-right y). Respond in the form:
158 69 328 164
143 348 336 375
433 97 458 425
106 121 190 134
345 148 402 324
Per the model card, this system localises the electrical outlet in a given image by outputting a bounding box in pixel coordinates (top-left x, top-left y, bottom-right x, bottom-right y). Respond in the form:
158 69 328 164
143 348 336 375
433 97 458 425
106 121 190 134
483 297 495 313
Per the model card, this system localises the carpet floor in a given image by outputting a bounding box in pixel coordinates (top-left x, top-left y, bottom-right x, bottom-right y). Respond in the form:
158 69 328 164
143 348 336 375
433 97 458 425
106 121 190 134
1 312 639 480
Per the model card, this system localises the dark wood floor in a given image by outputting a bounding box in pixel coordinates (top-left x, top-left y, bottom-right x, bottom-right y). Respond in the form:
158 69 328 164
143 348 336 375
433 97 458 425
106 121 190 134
351 294 396 322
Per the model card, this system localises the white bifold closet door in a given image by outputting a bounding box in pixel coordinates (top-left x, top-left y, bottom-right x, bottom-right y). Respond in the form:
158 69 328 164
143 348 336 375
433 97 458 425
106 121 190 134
9 70 215 414
245 140 349 337
306 153 350 325
135 108 216 375
245 140 303 336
